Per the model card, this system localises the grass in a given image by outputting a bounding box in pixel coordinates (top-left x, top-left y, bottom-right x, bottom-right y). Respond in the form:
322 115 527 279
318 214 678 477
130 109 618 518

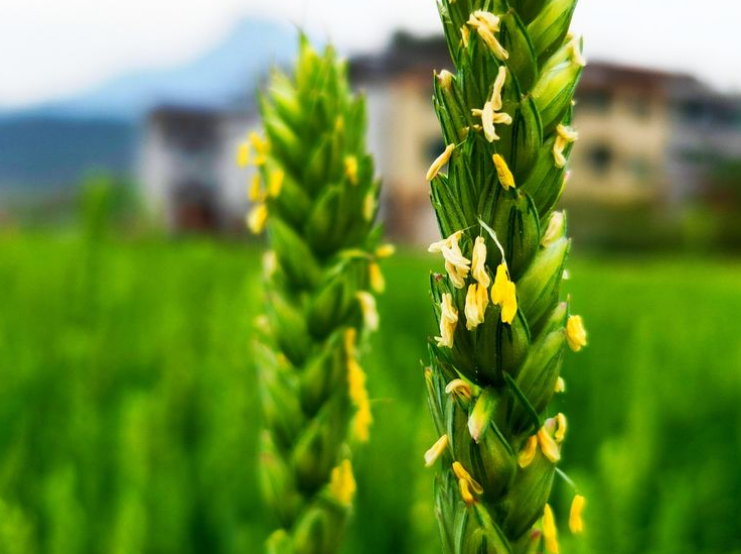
1 230 740 554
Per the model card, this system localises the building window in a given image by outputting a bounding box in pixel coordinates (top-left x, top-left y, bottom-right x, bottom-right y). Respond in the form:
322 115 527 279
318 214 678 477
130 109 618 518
629 157 652 180
628 97 651 119
578 90 612 112
588 144 613 175
679 100 706 124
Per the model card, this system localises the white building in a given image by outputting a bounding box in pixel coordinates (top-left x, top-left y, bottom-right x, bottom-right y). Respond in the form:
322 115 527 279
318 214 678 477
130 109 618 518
139 34 741 244
140 105 258 232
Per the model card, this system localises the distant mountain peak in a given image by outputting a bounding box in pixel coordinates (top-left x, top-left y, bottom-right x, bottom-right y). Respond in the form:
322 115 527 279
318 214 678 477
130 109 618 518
2 18 300 123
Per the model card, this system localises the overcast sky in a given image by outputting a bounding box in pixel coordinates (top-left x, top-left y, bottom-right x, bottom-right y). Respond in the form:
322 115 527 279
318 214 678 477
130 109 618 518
1 0 740 108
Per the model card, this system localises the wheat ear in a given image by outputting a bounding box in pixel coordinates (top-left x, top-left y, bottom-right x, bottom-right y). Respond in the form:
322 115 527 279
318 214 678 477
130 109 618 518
423 2 588 553
239 38 389 554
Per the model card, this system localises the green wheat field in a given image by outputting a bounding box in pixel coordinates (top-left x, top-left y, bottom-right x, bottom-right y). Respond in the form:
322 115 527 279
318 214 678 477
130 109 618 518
1 229 740 554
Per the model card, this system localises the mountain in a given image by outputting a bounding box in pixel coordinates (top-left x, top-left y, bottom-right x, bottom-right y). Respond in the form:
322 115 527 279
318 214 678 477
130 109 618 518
0 117 138 190
0 18 298 190
1 19 298 123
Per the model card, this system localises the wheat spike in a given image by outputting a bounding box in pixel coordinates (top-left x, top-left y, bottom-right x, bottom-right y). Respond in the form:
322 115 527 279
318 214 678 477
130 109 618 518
241 38 387 554
424 1 588 552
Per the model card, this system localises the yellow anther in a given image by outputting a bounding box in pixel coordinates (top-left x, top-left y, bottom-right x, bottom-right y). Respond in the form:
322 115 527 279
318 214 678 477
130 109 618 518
566 315 587 352
363 192 376 222
445 379 473 400
249 173 264 202
424 434 449 467
471 236 491 287
490 66 507 111
558 124 579 142
461 25 470 49
493 154 516 190
352 396 372 443
555 376 566 393
553 124 579 168
356 291 379 332
569 495 586 534
438 70 454 89
247 204 268 234
426 143 456 181
349 357 368 407
452 461 483 505
435 293 459 349
554 413 568 443
543 504 560 554
467 10 501 33
344 327 357 358
429 231 471 289
464 283 489 330
375 244 396 258
329 459 356 506
481 102 497 142
268 169 284 198
459 479 477 505
344 155 359 185
492 111 513 125
250 132 269 166
475 26 509 60
490 264 518 324
475 102 512 143
345 329 372 443
537 426 561 463
236 141 251 167
369 262 385 293
518 435 538 468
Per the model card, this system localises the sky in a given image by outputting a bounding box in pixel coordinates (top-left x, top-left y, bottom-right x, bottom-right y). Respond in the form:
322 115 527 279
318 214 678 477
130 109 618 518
1 0 740 108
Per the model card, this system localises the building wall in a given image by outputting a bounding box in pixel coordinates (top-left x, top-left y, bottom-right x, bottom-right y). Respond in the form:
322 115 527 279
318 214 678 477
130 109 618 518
142 64 740 241
140 120 171 221
364 74 678 243
364 73 678 244
667 100 741 205
216 114 258 229
139 111 256 232
384 77 441 195
569 88 670 206
363 77 441 244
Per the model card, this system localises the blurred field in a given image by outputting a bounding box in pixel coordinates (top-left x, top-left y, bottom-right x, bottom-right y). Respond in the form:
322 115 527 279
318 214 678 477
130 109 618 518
1 228 740 554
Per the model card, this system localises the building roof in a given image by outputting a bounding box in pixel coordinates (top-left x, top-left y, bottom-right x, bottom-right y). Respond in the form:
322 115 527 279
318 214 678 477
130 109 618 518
149 103 255 121
350 32 451 85
348 33 726 106
579 61 706 100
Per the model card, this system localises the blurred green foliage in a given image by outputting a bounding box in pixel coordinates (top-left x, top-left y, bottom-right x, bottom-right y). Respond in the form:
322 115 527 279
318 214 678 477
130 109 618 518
2 172 141 232
1 227 740 553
